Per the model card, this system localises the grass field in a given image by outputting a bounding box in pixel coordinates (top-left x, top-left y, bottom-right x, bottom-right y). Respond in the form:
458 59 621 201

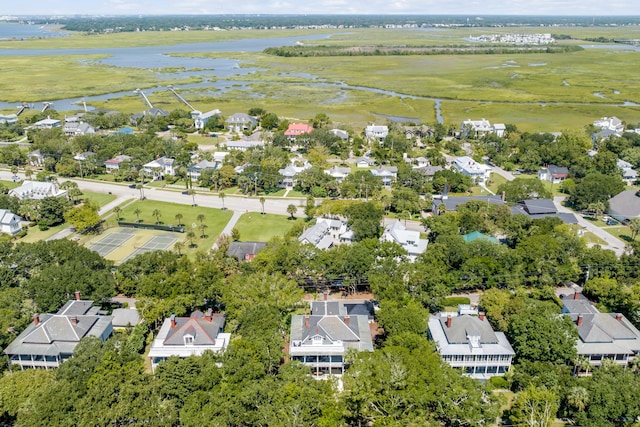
605 225 635 244
0 180 20 190
233 212 304 242
80 191 117 208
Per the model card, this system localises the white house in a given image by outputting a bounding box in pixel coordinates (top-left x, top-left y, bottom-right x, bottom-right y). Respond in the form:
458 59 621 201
594 116 624 133
289 299 373 377
324 166 351 183
370 165 398 187
188 160 219 181
192 109 221 130
355 157 375 168
226 113 258 132
0 113 18 125
299 217 352 250
0 209 22 235
9 180 67 200
617 158 638 185
104 155 132 173
428 308 515 379
142 157 176 179
148 310 230 373
278 159 311 188
452 156 491 183
537 164 569 184
365 124 388 143
381 220 428 261
461 118 492 138
223 140 265 151
63 121 95 137
31 116 61 130
3 293 113 370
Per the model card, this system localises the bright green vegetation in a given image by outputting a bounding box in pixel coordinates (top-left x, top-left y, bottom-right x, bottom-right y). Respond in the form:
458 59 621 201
605 225 634 243
80 190 116 208
233 212 303 242
112 199 233 253
0 180 20 190
18 223 68 243
0 55 201 103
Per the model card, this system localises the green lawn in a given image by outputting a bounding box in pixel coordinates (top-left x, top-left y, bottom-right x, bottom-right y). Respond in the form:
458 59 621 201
233 212 304 242
605 226 635 244
0 180 20 190
81 191 117 208
111 199 233 254
19 223 68 243
487 174 508 194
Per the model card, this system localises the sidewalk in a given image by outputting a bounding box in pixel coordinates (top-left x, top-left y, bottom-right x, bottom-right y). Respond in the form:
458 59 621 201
211 210 243 250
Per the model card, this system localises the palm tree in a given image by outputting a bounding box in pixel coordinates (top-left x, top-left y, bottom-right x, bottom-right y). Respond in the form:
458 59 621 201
259 196 266 215
136 183 144 200
287 204 297 219
189 189 196 206
134 208 142 223
197 214 206 225
219 191 226 210
630 217 640 241
24 167 33 180
186 230 196 247
175 213 183 227
113 206 122 221
199 223 208 238
173 241 185 256
588 201 605 220
567 386 589 412
152 209 161 225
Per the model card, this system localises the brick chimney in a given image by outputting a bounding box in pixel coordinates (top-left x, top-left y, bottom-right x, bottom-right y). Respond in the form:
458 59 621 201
204 309 213 322
33 314 40 326
75 290 81 301
573 291 580 300
323 292 328 301
344 315 350 325
479 312 485 321
577 315 583 326
446 315 452 328
71 316 78 325
170 314 176 328
616 313 623 321
304 315 310 329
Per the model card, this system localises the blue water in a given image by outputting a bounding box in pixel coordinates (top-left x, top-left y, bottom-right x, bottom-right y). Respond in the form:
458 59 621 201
0 22 66 40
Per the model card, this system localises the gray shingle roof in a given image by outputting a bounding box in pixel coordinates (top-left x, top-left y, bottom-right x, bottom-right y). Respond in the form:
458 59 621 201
162 311 225 346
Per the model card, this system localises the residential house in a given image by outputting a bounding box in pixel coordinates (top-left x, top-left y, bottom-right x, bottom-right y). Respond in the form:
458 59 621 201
111 308 141 331
594 116 624 133
428 308 515 379
227 241 267 261
223 140 265 151
365 124 388 143
511 199 579 224
226 113 258 132
460 118 492 138
192 109 221 130
355 156 375 168
9 180 67 200
324 166 351 183
592 128 622 142
432 195 505 215
143 157 176 180
31 116 61 130
403 125 432 140
0 113 18 125
416 165 444 178
284 123 314 140
370 165 398 188
561 292 640 373
114 126 135 135
329 129 349 140
213 151 229 162
63 121 95 137
452 156 492 183
492 123 507 138
73 151 96 162
414 157 429 168
617 159 638 185
188 160 219 182
27 149 45 168
607 190 640 222
289 298 374 377
279 159 311 188
537 164 569 184
299 217 352 250
0 209 22 235
148 310 231 373
3 293 113 370
381 220 428 261
104 155 132 174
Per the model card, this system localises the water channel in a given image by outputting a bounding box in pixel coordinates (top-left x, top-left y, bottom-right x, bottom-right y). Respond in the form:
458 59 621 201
1 25 638 125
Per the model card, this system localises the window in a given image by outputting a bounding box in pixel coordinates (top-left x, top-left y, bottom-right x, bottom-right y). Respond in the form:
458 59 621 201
184 335 194 346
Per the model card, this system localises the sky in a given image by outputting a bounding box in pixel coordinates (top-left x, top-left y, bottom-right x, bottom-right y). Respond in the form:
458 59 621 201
4 0 639 16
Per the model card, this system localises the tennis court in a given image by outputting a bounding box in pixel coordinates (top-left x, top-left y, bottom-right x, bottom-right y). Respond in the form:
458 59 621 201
89 230 136 257
121 234 178 262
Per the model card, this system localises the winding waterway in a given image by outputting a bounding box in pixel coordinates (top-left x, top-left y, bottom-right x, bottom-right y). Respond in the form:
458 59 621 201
0 26 638 125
